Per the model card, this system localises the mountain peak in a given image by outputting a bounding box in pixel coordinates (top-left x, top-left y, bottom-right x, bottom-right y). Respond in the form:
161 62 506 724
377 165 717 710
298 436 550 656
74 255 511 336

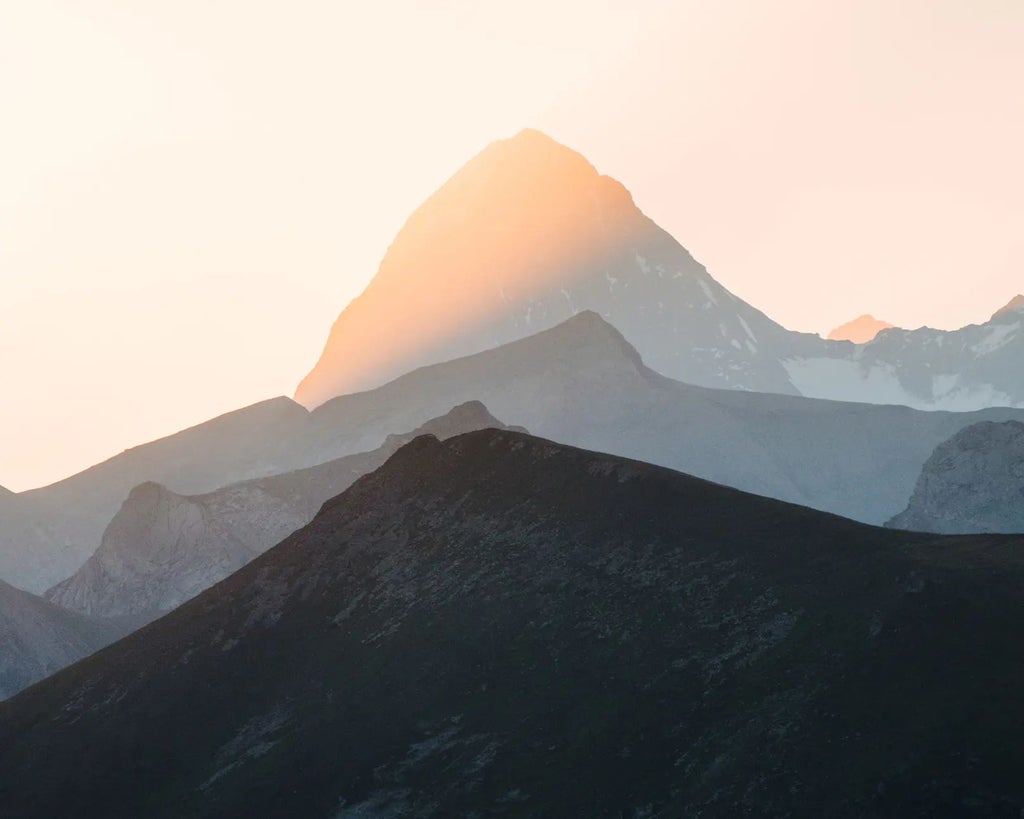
991 294 1024 320
827 314 896 344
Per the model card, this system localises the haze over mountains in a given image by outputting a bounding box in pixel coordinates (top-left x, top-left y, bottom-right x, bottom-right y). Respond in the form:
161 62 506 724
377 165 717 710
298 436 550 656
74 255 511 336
298 129 1024 413
2 431 1023 817
7 310 1024 595
0 119 1022 818
47 403 518 619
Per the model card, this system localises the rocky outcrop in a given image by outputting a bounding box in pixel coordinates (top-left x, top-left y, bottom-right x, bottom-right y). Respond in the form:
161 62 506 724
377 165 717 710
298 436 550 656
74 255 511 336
3 430 1024 816
887 420 1024 533
47 403 517 619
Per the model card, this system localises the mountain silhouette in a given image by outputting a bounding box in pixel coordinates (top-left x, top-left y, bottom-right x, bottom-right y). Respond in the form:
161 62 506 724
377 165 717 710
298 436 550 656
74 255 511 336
1 430 1022 816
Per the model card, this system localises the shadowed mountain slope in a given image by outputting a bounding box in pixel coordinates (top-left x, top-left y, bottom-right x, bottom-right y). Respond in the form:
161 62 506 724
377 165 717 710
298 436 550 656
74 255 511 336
1 430 1023 817
887 420 1024 533
46 402 517 619
0 580 125 701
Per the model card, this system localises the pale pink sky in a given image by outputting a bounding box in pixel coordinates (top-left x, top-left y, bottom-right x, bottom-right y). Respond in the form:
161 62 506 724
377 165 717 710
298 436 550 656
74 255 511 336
1 0 1021 490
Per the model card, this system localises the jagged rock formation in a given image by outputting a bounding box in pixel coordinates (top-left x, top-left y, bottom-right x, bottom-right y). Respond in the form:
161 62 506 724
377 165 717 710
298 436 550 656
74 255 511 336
827 314 896 343
47 402 517 619
296 129 1024 414
2 430 1023 817
887 420 1024 533
0 580 125 701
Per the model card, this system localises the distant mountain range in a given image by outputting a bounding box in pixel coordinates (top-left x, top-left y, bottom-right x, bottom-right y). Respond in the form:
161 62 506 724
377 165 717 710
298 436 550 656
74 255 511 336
297 129 1024 413
2 430 1022 817
0 580 124 701
888 420 1024 533
47 402 518 619
6 311 1024 594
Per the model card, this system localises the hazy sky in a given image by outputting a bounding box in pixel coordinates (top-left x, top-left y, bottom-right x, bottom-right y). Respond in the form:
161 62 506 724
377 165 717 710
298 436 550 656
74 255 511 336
1 0 1022 490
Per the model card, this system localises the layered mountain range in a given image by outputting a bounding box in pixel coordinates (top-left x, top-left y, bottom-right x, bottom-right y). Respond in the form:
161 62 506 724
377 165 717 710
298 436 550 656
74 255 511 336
297 129 1024 413
2 431 1022 817
888 420 1024 534
6 312 1024 594
47 402 518 619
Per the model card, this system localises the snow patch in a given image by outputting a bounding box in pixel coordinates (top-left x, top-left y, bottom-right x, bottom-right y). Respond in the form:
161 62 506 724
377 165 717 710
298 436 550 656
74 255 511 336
971 323 1019 355
785 357 1021 411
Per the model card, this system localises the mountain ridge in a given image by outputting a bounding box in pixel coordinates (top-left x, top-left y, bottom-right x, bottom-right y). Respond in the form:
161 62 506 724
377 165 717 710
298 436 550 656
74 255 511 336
2 429 1023 816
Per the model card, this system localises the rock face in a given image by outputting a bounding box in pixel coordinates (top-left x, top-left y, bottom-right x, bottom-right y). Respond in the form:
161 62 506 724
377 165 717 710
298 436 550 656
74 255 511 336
0 580 124 701
2 430 1023 817
827 314 896 343
47 402 517 619
295 128 811 407
887 420 1024 533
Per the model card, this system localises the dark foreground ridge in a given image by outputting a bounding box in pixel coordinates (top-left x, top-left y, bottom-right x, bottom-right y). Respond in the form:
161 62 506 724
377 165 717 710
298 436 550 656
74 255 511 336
1 430 1023 817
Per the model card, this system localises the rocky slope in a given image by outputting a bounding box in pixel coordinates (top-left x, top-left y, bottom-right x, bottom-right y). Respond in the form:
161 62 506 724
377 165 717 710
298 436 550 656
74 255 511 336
0 580 125 701
827 314 896 343
887 420 1024 533
1 430 1023 817
296 129 1024 414
47 402 517 619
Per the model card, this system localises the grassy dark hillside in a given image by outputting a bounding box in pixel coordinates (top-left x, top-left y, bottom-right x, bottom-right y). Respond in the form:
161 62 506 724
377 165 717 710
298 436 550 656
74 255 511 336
1 430 1022 817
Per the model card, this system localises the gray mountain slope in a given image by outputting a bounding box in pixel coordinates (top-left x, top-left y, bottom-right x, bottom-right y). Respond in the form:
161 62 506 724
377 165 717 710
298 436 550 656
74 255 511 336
0 580 125 701
46 402 518 619
295 129 1024 414
887 420 1024 533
